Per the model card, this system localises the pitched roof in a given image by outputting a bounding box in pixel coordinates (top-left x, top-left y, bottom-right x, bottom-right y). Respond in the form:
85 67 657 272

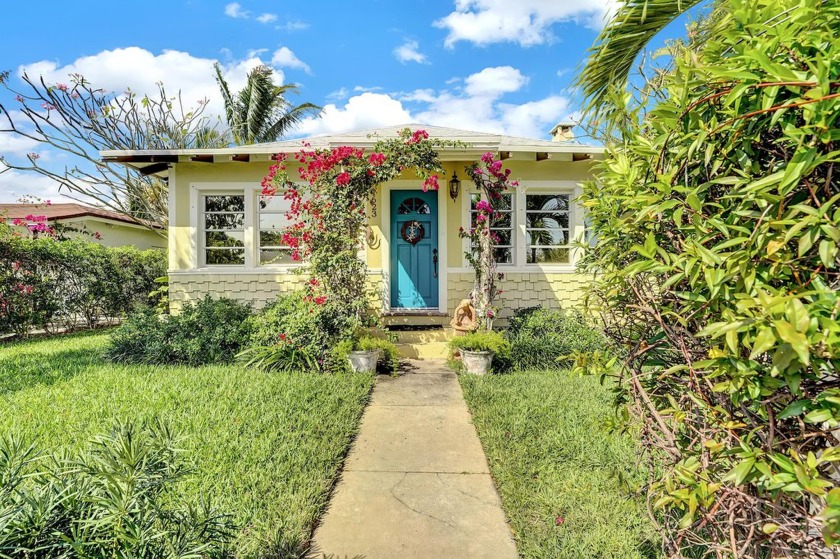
0 203 161 228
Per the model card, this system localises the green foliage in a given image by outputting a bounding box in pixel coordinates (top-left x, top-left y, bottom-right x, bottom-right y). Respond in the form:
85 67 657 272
0 235 165 336
460 370 660 558
449 330 511 357
246 290 359 371
0 421 235 557
506 306 609 371
0 331 375 556
578 0 840 554
106 296 253 366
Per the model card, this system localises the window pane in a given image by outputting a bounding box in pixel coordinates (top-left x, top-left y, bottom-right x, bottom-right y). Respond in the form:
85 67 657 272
205 213 244 230
494 247 512 263
260 249 294 265
526 228 568 247
526 247 570 264
259 231 286 247
205 195 244 212
259 212 293 232
470 193 512 212
258 195 290 212
526 194 568 212
206 231 244 248
206 248 245 265
526 211 569 230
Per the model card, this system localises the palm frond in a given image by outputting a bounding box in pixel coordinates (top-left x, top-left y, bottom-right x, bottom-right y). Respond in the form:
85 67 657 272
260 102 322 144
577 0 703 122
213 63 240 141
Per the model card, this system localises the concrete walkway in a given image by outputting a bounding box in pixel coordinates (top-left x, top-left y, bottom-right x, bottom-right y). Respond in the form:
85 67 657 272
311 360 518 559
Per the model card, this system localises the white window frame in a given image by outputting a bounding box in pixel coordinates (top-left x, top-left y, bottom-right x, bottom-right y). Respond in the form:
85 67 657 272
524 192 573 266
459 180 583 272
189 182 303 271
255 189 300 268
198 190 248 268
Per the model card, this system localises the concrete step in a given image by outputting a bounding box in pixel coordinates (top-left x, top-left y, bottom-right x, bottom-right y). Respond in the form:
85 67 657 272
395 341 451 360
382 312 450 328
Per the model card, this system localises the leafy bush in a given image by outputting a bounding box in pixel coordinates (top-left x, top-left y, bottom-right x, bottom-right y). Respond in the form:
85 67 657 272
247 291 360 371
0 235 165 336
0 421 234 557
577 1 840 555
506 306 608 371
106 296 253 365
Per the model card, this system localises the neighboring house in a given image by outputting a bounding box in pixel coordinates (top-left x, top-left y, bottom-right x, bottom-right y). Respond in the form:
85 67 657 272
1 203 165 250
101 124 603 320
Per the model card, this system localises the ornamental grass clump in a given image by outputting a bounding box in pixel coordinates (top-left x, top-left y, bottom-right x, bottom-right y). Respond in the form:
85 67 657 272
0 421 235 557
577 0 840 555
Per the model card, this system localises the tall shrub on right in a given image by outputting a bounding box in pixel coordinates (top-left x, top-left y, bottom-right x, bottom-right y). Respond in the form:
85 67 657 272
578 0 839 556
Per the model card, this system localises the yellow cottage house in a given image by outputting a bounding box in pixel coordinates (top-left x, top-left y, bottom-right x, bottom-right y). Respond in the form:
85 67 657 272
102 124 602 333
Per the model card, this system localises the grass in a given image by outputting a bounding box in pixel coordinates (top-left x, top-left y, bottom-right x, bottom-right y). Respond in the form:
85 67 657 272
460 369 661 559
0 330 375 557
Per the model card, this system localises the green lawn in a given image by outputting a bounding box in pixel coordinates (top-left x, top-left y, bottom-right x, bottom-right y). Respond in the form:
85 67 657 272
0 331 374 558
460 370 660 559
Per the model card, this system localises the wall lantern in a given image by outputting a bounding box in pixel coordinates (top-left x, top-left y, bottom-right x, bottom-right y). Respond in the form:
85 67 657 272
448 171 461 202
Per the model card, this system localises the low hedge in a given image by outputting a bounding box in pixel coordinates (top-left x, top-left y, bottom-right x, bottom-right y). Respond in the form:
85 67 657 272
0 235 166 337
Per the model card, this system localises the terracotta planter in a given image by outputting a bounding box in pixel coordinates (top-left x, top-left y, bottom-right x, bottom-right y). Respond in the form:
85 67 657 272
348 350 378 373
460 349 494 375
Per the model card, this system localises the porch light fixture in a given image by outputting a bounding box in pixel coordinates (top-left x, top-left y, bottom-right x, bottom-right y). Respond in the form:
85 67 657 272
448 171 461 202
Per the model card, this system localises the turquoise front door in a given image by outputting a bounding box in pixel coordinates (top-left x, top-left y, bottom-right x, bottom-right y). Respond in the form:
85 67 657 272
391 190 439 309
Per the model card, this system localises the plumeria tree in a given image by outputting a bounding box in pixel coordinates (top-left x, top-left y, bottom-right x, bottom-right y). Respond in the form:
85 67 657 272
461 152 517 330
262 128 450 329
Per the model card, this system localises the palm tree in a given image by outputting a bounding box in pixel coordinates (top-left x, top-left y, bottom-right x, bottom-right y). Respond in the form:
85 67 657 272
577 0 703 119
214 63 321 145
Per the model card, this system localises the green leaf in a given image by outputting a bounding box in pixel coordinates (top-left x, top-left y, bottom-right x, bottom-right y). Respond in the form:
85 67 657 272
724 457 756 486
778 399 811 420
749 328 777 359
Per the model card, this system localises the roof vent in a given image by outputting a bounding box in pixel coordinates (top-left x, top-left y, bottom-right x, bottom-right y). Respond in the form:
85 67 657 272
550 121 575 143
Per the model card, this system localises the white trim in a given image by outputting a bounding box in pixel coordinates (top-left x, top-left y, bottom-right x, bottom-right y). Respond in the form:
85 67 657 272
169 268 384 277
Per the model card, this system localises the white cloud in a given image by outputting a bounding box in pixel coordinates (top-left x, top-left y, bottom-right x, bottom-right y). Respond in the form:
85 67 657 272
464 66 527 97
277 20 309 31
296 92 413 136
393 40 428 64
17 47 286 124
296 66 572 139
0 167 77 204
435 0 615 47
256 13 278 23
271 47 311 74
224 2 249 18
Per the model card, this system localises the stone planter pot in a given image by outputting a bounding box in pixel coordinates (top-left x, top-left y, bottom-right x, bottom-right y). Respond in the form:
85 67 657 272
348 350 378 373
460 349 494 375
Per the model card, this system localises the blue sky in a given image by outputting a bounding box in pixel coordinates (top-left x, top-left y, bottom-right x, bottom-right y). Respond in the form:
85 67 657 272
0 0 698 203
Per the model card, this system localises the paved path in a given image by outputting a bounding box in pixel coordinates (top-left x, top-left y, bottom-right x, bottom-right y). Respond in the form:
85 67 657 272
311 360 518 559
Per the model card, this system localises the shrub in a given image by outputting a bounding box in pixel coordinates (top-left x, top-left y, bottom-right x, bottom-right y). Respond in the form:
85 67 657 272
106 296 253 365
247 291 359 371
0 235 166 336
506 306 608 371
577 1 840 555
0 421 235 557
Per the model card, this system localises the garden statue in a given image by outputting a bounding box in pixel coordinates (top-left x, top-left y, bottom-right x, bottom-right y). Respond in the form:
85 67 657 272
450 299 477 333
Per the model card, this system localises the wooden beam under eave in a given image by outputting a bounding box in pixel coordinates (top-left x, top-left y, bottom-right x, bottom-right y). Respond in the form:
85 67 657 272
536 152 551 161
138 163 170 176
189 155 215 163
499 151 512 160
230 154 250 162
572 153 594 162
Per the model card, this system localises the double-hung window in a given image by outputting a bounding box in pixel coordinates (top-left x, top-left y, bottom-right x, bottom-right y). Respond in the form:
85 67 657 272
469 193 514 264
258 193 295 265
525 193 572 264
202 194 245 265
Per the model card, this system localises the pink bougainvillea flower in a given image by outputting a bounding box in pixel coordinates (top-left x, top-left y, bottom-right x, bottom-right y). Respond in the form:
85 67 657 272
555 515 565 526
335 172 351 186
368 152 386 166
422 174 439 192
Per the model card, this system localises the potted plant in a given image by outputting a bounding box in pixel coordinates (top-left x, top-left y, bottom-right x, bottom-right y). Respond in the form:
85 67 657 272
448 330 510 375
346 333 399 373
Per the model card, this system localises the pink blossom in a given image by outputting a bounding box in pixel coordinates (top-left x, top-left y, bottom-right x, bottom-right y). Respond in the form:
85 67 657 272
56 83 69 91
475 200 493 213
368 152 386 166
335 172 351 186
422 174 439 191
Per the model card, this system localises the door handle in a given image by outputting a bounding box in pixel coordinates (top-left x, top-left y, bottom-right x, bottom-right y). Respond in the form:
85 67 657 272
432 248 438 278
